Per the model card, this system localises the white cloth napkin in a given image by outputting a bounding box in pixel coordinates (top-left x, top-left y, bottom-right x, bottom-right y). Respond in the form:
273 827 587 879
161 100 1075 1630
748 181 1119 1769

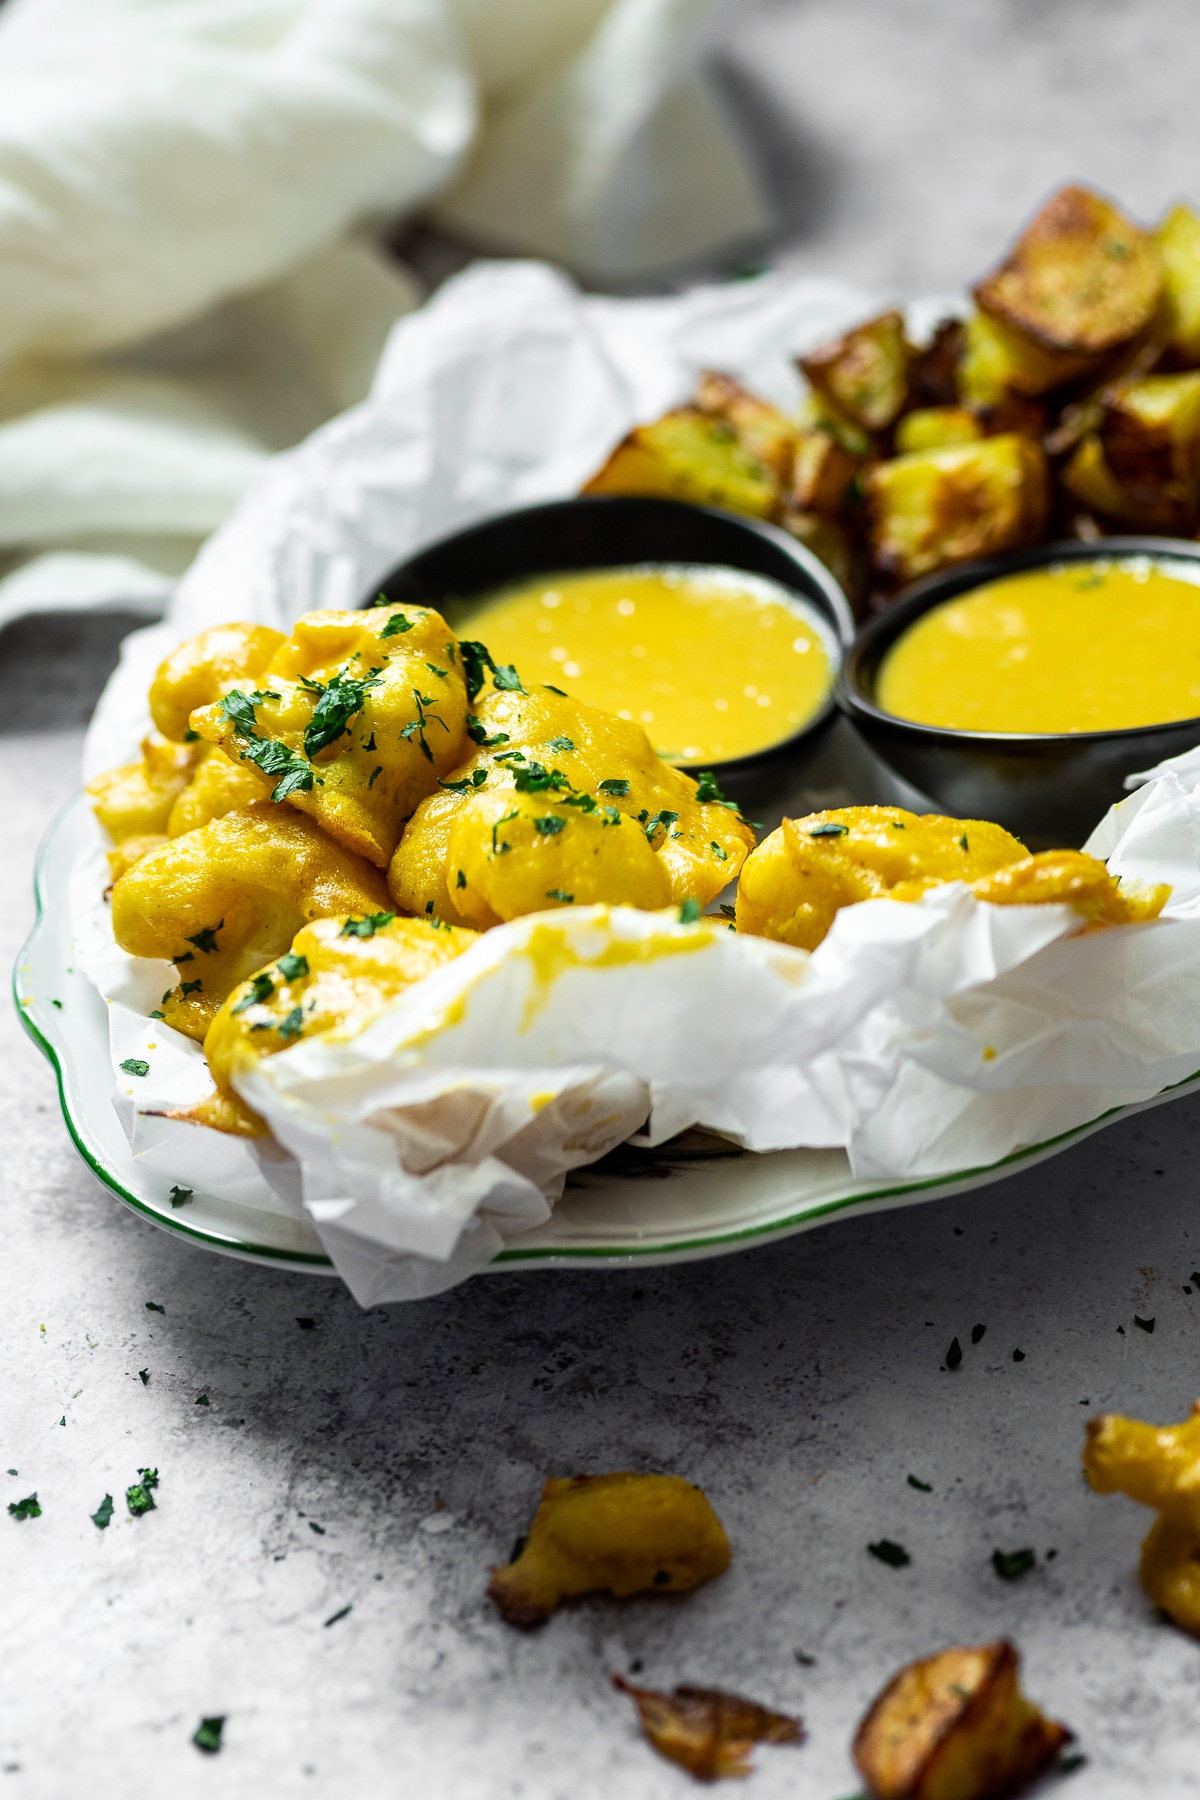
0 0 767 633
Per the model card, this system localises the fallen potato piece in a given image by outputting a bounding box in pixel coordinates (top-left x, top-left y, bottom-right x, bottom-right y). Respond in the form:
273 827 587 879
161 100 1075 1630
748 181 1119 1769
148 622 286 742
487 1472 731 1627
868 434 1048 587
109 803 391 1039
800 309 911 432
1084 1399 1200 1633
192 912 477 1135
611 1674 803 1781
735 808 1168 951
88 732 205 849
974 184 1161 357
1155 202 1200 366
582 405 781 519
853 1639 1072 1800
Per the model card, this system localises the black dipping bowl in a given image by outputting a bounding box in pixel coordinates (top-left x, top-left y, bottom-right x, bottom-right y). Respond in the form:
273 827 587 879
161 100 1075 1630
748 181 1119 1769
369 496 855 815
840 536 1200 848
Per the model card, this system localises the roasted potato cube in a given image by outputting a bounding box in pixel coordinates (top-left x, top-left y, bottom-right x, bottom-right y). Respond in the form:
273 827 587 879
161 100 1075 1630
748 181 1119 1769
789 425 861 515
148 623 286 742
908 318 965 409
109 803 391 1039
693 370 798 483
612 1675 802 1780
1101 371 1200 525
779 510 862 605
868 434 1048 586
958 310 1092 408
583 407 780 518
974 184 1161 356
1155 203 1200 366
1084 1401 1200 1634
487 1472 731 1627
88 732 205 846
1059 432 1139 523
800 310 910 432
853 1640 1071 1800
894 409 983 455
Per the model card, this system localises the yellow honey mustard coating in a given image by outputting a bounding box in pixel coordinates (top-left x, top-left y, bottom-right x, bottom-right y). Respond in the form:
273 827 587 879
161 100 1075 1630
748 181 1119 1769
1084 1401 1200 1635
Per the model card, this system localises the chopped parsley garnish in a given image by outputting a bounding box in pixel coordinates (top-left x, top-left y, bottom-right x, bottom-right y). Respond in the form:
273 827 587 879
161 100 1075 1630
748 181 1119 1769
145 1302 165 1314
277 953 308 982
456 870 467 889
1134 1314 1156 1333
1012 1348 1026 1361
126 1468 158 1516
179 980 202 999
379 611 414 637
959 833 969 852
906 1474 933 1492
889 821 906 829
643 809 679 844
193 1717 225 1755
149 1010 165 1020
119 1057 150 1078
425 661 447 679
945 1336 963 1369
600 807 622 826
324 1603 353 1628
492 808 520 856
169 1186 193 1209
219 692 317 801
304 668 382 758
91 1494 114 1530
340 912 395 939
401 687 448 763
465 714 509 748
8 1494 40 1520
971 1323 986 1344
598 779 630 797
867 1538 910 1567
534 815 566 836
458 640 524 700
546 890 574 904
512 760 573 794
439 769 489 793
277 1007 304 1043
233 973 274 1014
367 765 383 788
719 903 736 918
992 1547 1036 1581
183 727 200 743
564 792 596 811
809 821 848 838
195 1393 210 1406
309 1520 325 1534
186 922 223 954
493 662 523 692
711 842 727 861
694 771 741 812
679 898 702 924
545 736 575 754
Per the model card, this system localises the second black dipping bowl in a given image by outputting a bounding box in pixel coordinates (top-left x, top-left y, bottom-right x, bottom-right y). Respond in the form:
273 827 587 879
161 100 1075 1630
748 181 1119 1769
840 537 1200 849
370 496 856 814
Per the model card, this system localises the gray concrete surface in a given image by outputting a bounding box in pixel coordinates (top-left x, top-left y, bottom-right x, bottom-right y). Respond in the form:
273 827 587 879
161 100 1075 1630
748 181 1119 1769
10 4 1200 1794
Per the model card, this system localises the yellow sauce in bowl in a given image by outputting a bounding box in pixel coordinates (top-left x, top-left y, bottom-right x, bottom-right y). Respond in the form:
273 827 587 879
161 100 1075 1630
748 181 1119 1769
878 557 1200 734
457 564 836 763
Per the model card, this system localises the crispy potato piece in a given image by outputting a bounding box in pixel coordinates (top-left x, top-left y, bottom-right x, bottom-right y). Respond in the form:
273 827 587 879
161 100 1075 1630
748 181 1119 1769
110 803 391 1039
189 912 477 1135
975 184 1161 356
779 510 862 605
389 685 755 930
190 603 469 867
789 424 860 514
88 732 205 845
693 370 798 483
612 1675 803 1780
735 807 1027 951
800 310 910 432
894 409 983 455
583 407 780 519
853 1639 1071 1800
1101 371 1200 526
1084 1401 1200 1633
1155 203 1200 366
909 318 965 409
488 1472 730 1627
958 310 1092 408
148 623 286 742
868 434 1048 587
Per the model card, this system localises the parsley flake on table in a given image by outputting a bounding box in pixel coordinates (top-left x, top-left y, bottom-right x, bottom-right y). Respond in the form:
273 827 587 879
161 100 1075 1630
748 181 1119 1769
971 1323 987 1344
534 815 566 836
1134 1315 1156 1333
195 1393 210 1407
379 610 414 637
868 1538 910 1567
276 953 308 982
120 1059 149 1078
324 1603 353 1627
598 778 630 797
906 1474 933 1492
91 1494 114 1530
138 1369 150 1385
192 1717 225 1755
679 898 702 924
992 1547 1036 1581
809 821 848 838
169 1186 193 1209
340 912 395 939
945 1336 963 1369
1012 1348 1026 1361
126 1468 158 1516
296 1318 316 1330
185 921 224 954
8 1494 40 1520
309 1520 325 1534
145 1301 165 1314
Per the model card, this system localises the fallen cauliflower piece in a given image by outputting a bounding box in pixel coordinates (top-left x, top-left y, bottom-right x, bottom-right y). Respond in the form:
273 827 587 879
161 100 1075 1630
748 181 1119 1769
853 1639 1072 1800
736 805 1168 950
611 1674 803 1781
487 1473 731 1627
189 602 469 866
109 804 391 1040
1084 1400 1200 1632
390 683 754 930
148 622 286 742
193 911 477 1136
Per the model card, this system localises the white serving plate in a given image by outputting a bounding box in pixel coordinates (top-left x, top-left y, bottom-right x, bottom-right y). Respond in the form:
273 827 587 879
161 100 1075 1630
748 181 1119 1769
17 786 1200 1279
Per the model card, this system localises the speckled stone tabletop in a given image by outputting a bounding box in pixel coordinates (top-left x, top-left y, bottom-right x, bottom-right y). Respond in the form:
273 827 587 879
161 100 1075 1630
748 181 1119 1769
8 5 1200 1794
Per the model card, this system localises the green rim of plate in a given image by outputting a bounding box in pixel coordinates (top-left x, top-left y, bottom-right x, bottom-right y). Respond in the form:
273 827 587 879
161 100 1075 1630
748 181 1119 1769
16 796 1200 1273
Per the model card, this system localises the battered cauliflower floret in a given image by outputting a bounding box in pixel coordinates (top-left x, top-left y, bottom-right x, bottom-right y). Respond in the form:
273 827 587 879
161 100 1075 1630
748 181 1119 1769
1084 1400 1200 1634
189 911 477 1136
165 744 272 837
735 805 1168 949
148 622 286 742
109 804 391 1040
388 684 755 930
189 603 469 866
87 731 206 852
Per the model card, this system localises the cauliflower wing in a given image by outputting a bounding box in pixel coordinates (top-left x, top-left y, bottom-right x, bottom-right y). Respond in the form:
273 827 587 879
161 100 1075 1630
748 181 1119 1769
191 911 477 1135
189 603 470 866
109 804 391 1039
148 622 286 742
736 807 1167 950
388 684 755 929
87 732 205 850
488 1472 731 1627
1084 1400 1200 1633
165 744 272 836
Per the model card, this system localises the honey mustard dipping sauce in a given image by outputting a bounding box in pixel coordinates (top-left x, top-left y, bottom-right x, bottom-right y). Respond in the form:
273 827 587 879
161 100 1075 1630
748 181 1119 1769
457 564 837 764
878 557 1200 734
